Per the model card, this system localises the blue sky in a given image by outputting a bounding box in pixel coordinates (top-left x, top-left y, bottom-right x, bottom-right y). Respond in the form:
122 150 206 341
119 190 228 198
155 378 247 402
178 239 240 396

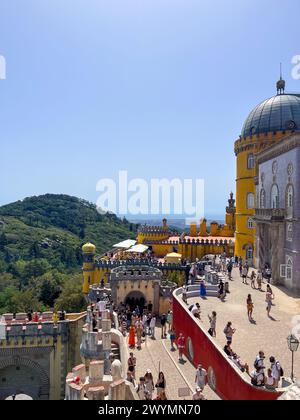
0 0 300 217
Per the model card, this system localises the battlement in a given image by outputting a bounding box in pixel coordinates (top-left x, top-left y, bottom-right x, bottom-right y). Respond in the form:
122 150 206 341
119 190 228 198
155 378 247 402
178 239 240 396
0 320 69 341
93 258 186 271
110 265 162 282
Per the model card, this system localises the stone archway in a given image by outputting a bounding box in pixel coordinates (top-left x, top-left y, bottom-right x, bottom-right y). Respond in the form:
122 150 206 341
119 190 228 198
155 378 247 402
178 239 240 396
0 356 50 400
125 291 146 313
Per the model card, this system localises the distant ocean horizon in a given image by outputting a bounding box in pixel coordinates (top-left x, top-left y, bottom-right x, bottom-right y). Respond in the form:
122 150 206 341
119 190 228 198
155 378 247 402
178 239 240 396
126 215 225 232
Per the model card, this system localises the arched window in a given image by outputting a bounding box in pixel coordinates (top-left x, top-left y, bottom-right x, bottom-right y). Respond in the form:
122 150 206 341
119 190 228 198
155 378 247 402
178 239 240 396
260 189 266 209
246 246 253 261
248 218 254 229
286 185 294 208
247 154 254 169
271 184 279 209
287 223 293 242
286 257 293 281
247 193 255 209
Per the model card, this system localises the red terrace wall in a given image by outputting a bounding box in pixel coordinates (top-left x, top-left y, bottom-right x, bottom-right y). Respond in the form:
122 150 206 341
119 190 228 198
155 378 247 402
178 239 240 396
172 294 283 401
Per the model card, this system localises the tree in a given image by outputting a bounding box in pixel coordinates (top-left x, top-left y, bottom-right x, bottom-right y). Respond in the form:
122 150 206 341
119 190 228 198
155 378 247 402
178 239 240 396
0 233 7 252
54 274 86 313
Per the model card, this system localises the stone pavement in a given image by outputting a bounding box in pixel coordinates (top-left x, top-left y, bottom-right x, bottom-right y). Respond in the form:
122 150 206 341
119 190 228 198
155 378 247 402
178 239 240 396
127 326 220 400
188 267 300 381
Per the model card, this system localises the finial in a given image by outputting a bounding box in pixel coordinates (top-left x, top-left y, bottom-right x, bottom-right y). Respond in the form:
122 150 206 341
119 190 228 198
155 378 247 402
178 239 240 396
276 63 285 95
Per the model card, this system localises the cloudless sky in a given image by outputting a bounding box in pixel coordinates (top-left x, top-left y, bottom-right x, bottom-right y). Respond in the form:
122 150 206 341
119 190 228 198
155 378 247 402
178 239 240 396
0 0 300 217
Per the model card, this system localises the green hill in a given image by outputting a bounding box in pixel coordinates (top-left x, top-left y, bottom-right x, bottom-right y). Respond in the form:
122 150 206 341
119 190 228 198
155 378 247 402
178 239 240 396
0 194 138 314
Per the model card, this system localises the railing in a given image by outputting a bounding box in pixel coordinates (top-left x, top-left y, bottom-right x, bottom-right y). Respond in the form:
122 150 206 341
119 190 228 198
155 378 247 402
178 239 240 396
255 208 285 221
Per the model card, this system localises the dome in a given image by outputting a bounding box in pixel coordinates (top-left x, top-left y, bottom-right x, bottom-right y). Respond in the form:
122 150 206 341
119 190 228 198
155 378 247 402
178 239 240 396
241 93 300 138
82 243 96 253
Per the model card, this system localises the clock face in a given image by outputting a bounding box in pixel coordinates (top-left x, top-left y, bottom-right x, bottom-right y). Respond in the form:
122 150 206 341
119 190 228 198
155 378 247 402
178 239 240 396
287 163 293 176
272 161 278 175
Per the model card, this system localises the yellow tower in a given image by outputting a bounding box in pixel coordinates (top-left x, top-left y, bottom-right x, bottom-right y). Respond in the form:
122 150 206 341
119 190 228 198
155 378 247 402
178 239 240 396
234 77 300 263
82 242 96 294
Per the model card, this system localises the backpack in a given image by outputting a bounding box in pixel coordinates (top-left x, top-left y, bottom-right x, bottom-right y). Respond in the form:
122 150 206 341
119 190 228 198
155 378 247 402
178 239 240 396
254 357 262 369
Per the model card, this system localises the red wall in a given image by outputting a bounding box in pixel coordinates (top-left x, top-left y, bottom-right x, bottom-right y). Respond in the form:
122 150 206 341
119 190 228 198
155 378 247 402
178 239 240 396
173 296 283 400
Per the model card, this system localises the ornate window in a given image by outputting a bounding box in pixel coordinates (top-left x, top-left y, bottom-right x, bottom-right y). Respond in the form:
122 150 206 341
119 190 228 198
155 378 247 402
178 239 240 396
286 185 294 208
246 246 253 261
248 218 254 229
286 223 293 242
286 257 293 281
260 189 266 209
247 153 254 169
247 193 255 209
271 184 279 209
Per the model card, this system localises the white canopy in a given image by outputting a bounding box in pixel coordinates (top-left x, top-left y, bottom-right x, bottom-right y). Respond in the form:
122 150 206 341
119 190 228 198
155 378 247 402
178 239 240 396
113 239 137 249
127 244 149 253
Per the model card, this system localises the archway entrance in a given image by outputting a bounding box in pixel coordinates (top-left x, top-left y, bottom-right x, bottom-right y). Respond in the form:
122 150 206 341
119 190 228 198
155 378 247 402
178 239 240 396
125 291 146 314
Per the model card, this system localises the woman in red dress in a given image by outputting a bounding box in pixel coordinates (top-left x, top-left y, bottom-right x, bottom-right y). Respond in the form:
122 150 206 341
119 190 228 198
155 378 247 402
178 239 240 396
128 324 136 348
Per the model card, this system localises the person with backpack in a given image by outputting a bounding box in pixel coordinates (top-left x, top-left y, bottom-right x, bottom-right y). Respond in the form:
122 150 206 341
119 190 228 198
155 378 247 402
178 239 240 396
250 366 265 387
254 351 265 372
269 356 283 387
223 322 236 344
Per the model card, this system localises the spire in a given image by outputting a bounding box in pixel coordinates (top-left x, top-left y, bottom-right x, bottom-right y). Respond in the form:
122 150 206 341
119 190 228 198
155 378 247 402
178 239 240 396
276 63 285 95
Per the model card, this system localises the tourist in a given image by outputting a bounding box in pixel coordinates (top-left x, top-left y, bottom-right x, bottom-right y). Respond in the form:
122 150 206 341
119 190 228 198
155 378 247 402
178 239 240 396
235 255 239 267
218 280 225 300
126 370 135 387
128 324 136 348
135 318 144 349
250 271 256 289
231 353 249 373
247 294 254 320
266 289 274 317
182 285 188 304
177 333 186 362
121 316 127 336
224 341 234 356
192 387 206 400
254 351 265 372
265 368 276 391
239 262 243 277
223 322 236 344
200 280 207 298
269 356 283 387
191 303 201 319
242 265 248 284
150 315 156 339
184 264 190 285
52 311 59 324
265 266 272 284
195 364 207 390
136 377 149 400
166 310 173 332
266 284 274 301
92 314 97 332
208 311 217 337
227 261 233 280
190 263 197 285
32 312 39 323
27 310 33 322
257 269 263 291
250 366 265 387
144 369 155 400
128 352 137 378
169 329 176 351
155 371 166 396
146 314 151 335
142 312 148 335
160 313 167 338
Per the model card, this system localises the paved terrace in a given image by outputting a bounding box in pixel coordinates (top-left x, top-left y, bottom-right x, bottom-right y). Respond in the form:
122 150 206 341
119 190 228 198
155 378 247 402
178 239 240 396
133 326 220 400
188 267 300 381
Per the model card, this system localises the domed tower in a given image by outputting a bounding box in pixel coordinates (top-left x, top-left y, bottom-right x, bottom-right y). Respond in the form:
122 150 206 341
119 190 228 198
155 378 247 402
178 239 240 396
82 243 96 294
234 79 300 264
